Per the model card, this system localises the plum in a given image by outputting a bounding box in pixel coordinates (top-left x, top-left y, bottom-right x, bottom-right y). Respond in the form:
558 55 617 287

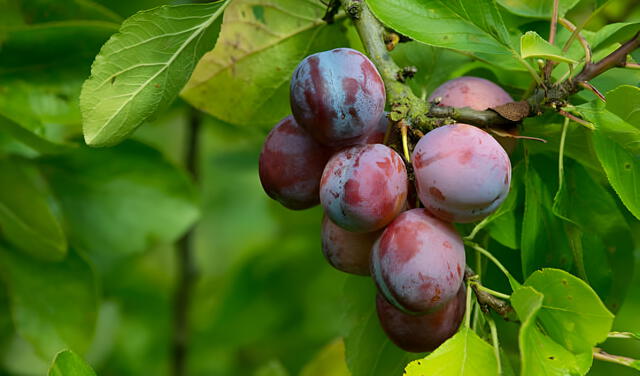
429 76 517 153
320 144 407 232
412 124 511 223
376 284 466 353
290 48 385 147
321 216 381 275
371 209 466 313
259 115 330 210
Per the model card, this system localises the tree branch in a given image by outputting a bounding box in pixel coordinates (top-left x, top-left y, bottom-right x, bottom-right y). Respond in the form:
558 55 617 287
171 108 201 376
344 1 640 131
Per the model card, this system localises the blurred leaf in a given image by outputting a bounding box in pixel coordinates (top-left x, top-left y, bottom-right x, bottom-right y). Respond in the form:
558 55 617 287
588 22 640 52
605 85 640 126
520 31 578 63
0 247 98 360
341 276 421 376
404 328 498 375
0 21 118 152
496 0 580 18
0 157 66 260
15 0 122 24
40 141 199 268
521 156 573 277
299 339 349 376
254 360 289 376
90 0 170 18
368 0 518 59
181 0 348 129
524 269 614 353
511 286 592 376
80 2 229 146
49 349 97 376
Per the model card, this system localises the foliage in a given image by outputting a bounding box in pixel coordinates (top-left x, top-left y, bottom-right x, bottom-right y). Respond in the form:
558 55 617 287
0 0 639 375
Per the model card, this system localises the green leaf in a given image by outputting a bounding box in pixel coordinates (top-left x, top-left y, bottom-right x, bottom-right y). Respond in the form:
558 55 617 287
606 85 640 126
404 328 498 375
39 141 199 268
0 157 66 260
181 0 348 128
341 276 421 376
552 159 634 311
511 286 592 376
577 94 640 220
496 0 580 18
80 2 229 146
520 31 578 64
48 350 97 376
525 269 614 353
367 0 517 58
0 247 98 360
485 163 523 249
0 21 118 152
521 156 573 277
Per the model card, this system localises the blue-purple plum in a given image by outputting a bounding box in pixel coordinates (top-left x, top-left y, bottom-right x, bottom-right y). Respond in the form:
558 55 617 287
376 284 466 352
429 76 517 153
320 144 407 232
412 124 511 223
290 48 386 147
321 216 381 275
259 115 331 210
371 209 465 313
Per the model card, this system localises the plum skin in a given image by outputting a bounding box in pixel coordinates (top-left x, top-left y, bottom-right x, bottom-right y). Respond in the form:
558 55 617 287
376 284 466 353
429 76 517 153
321 216 381 276
258 115 330 210
411 124 511 223
290 48 385 147
320 144 408 233
371 208 466 313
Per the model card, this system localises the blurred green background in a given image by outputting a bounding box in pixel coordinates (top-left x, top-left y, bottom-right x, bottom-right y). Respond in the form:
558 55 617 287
0 0 639 375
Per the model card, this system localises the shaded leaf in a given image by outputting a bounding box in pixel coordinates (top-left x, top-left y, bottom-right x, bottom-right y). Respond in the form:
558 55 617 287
341 276 421 376
181 0 348 128
81 2 229 146
39 141 199 269
300 339 349 376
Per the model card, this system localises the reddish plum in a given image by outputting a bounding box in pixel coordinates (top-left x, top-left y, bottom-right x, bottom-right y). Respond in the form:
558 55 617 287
320 144 407 232
259 115 330 210
371 209 465 313
429 76 517 153
376 284 466 352
321 216 381 275
290 48 385 147
412 124 511 223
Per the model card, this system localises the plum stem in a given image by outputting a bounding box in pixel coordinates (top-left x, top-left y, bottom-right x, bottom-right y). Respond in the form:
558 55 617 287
343 1 640 131
487 315 503 375
472 283 511 300
465 266 516 321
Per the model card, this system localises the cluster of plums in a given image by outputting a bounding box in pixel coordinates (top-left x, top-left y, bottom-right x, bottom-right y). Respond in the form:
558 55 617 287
259 48 513 353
